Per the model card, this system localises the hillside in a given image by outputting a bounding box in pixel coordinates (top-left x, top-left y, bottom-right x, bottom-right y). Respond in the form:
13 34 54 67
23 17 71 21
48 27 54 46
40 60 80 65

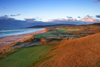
32 32 100 67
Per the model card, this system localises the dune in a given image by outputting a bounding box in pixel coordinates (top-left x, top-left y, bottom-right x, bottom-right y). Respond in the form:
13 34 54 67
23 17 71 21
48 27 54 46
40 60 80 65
34 32 100 67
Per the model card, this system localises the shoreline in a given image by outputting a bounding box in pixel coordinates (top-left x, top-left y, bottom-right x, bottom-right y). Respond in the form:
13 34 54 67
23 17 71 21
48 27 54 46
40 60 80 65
0 29 45 49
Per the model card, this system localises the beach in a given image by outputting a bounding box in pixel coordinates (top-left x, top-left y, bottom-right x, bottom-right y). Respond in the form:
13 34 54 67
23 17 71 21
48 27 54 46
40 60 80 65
0 29 45 49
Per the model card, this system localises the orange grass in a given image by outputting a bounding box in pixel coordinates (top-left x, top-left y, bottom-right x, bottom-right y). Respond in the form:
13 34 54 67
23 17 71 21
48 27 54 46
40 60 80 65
33 32 100 67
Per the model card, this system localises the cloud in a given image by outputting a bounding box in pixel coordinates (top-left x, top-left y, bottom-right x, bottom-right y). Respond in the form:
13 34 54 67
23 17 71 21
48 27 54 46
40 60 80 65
50 18 70 22
36 17 39 18
50 18 77 23
47 18 90 25
0 16 7 20
48 17 100 25
17 14 20 16
66 18 71 21
25 18 35 20
39 18 42 20
67 16 72 18
93 0 100 2
86 15 92 18
82 17 94 22
0 16 16 21
82 17 100 22
0 15 9 20
11 15 16 16
87 15 90 17
25 18 36 23
0 15 100 29
4 15 8 17
78 16 81 18
10 14 21 17
61 18 66 21
73 18 77 21
96 15 100 18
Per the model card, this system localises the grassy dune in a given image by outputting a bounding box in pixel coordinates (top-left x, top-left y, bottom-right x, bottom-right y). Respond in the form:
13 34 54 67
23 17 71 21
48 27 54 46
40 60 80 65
32 32 100 67
0 45 51 67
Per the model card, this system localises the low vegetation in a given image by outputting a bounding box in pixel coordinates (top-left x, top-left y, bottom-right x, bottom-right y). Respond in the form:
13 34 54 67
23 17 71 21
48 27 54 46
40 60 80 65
32 32 100 67
0 24 100 67
0 45 51 67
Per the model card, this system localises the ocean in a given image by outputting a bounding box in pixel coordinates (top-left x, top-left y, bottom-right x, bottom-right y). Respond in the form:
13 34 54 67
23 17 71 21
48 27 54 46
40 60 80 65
0 28 44 38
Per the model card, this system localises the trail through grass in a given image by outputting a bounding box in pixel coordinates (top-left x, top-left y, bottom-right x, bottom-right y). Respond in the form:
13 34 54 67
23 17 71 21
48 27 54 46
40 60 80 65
0 45 51 67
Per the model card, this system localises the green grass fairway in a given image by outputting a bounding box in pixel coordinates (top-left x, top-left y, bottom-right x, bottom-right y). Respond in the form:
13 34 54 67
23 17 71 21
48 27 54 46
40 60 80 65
33 32 57 38
33 31 79 39
56 28 80 32
0 45 51 67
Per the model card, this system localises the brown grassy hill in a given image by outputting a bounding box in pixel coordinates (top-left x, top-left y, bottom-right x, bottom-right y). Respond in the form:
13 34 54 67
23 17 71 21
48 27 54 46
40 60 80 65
33 32 100 67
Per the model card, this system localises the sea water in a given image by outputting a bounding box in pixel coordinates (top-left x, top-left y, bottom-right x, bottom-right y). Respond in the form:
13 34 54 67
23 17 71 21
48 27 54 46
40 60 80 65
0 28 44 38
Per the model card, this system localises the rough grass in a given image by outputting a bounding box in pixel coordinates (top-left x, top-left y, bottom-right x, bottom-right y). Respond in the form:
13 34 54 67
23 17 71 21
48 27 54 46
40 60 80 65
0 45 51 67
56 28 80 32
33 33 100 67
30 55 54 67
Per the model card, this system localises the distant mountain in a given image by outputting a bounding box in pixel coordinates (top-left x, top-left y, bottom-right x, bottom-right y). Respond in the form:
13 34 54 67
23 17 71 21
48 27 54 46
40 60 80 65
0 19 25 28
27 24 75 28
0 18 56 28
92 23 100 25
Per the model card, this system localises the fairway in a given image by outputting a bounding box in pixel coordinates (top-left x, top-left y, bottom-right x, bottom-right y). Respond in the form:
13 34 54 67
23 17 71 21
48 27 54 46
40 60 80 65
0 45 51 67
56 28 80 32
33 31 79 39
33 32 57 38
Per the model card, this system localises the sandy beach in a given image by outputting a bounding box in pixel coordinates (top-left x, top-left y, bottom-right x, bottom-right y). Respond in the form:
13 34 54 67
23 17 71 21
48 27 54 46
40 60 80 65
0 29 45 49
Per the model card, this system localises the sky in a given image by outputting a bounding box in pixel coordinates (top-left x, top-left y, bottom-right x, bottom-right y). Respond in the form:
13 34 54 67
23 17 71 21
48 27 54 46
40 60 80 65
0 0 100 22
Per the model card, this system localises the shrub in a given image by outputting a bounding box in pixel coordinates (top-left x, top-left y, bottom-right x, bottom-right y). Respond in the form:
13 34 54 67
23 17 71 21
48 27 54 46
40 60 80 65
40 38 47 44
62 37 68 41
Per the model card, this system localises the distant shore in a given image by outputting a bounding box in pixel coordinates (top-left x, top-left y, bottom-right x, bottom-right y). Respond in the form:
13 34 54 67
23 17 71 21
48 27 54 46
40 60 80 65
0 29 45 49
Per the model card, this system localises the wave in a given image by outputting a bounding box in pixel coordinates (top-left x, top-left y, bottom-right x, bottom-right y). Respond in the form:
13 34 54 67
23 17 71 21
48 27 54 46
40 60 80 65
0 28 44 38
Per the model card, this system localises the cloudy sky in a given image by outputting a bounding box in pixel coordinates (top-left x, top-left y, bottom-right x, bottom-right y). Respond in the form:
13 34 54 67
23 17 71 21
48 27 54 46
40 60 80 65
0 0 100 22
